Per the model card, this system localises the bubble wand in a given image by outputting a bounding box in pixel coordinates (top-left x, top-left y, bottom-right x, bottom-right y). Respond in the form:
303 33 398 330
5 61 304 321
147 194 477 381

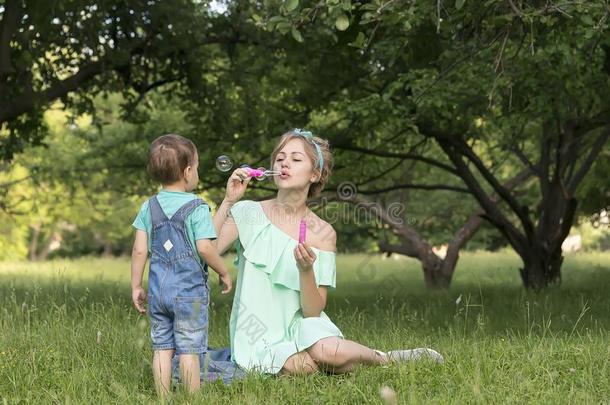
299 219 307 244
244 167 281 180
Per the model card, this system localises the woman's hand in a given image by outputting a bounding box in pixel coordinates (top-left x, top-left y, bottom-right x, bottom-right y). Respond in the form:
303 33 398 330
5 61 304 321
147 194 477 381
294 243 317 272
224 167 251 204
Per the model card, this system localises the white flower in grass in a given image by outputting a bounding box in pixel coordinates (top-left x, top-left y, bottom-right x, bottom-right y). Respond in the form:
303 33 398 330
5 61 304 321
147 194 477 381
96 330 102 344
455 294 462 305
379 385 397 405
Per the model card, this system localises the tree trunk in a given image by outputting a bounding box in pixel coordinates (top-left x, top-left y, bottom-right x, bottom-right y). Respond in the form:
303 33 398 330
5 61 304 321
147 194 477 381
102 243 113 257
421 252 454 288
29 223 41 261
351 169 531 289
517 190 576 290
519 245 563 290
37 229 59 261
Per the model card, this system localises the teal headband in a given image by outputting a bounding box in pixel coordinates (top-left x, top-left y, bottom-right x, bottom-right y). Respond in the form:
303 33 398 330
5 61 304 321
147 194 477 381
292 128 324 172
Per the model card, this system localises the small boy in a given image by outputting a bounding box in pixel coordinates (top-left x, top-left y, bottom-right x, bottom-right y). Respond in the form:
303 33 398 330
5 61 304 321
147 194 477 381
130 134 232 397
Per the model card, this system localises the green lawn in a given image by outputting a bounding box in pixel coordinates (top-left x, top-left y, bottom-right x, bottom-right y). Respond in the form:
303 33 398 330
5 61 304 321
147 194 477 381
1 251 609 403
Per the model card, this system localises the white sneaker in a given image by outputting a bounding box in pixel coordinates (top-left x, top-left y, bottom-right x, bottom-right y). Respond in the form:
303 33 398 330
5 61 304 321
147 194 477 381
386 348 444 363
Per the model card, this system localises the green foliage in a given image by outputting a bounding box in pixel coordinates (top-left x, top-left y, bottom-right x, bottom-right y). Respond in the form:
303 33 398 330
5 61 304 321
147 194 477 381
0 165 30 260
1 0 608 262
0 0 231 158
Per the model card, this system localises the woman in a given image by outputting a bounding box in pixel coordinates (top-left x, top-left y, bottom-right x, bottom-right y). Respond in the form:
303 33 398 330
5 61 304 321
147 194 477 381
211 129 443 376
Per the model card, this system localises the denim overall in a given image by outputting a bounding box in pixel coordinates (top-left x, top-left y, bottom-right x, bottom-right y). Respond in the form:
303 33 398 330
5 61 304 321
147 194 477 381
147 196 209 355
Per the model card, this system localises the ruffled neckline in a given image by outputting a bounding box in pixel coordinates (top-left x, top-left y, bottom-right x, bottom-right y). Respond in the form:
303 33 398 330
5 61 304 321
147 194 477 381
254 201 336 255
231 200 337 291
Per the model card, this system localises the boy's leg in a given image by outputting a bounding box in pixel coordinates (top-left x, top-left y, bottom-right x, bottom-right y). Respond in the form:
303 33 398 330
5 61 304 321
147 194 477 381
179 354 200 392
153 349 175 398
174 292 208 393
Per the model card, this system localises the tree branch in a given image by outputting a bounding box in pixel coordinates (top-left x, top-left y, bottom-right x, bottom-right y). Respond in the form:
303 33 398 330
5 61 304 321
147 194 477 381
0 174 33 189
449 137 535 236
377 239 420 259
567 130 609 195
449 167 533 251
355 158 406 187
511 143 539 175
122 77 182 118
418 120 534 236
332 143 459 176
507 0 524 17
354 183 470 194
0 61 106 124
350 193 428 256
436 139 528 252
0 0 21 77
0 32 252 125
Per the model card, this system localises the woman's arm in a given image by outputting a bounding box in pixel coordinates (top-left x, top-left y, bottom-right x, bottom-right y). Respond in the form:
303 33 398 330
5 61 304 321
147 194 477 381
299 267 328 317
211 168 250 254
295 227 337 318
213 204 239 255
212 198 234 236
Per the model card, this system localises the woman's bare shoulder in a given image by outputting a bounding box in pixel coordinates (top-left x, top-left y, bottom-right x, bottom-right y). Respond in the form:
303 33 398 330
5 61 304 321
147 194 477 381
307 214 336 252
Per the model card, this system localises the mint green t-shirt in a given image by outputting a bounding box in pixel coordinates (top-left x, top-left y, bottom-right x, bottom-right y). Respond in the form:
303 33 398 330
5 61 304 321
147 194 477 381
132 190 217 262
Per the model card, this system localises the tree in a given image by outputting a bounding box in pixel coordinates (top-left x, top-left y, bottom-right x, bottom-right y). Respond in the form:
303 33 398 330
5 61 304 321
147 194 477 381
0 0 236 159
269 0 609 289
162 0 534 287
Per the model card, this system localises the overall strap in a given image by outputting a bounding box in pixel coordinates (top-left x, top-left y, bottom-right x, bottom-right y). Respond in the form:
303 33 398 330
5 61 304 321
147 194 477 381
171 198 207 224
149 196 169 226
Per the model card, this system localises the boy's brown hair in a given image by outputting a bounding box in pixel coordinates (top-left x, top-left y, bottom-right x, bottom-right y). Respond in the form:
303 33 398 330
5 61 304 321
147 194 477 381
147 134 197 184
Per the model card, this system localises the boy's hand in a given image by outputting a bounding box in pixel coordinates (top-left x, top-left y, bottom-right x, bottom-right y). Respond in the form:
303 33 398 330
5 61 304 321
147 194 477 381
132 286 147 314
219 273 233 294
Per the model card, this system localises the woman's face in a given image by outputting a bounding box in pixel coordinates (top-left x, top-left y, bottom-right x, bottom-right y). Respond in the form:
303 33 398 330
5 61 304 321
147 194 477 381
272 138 318 191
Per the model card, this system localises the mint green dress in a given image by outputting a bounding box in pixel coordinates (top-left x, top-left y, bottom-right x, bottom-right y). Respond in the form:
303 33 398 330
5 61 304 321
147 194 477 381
228 200 344 374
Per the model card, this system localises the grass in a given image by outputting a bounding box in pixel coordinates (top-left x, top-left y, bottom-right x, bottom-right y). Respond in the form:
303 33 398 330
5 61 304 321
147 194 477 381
0 251 609 403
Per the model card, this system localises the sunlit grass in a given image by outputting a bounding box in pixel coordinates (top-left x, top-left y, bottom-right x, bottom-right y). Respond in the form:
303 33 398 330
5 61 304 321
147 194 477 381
1 252 609 403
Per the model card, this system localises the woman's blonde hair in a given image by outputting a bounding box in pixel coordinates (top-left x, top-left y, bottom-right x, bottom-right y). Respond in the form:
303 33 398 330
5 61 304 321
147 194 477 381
270 130 333 198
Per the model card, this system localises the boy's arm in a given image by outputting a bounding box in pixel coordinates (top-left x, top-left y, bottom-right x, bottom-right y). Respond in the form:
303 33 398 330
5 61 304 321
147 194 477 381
131 230 148 314
197 239 232 294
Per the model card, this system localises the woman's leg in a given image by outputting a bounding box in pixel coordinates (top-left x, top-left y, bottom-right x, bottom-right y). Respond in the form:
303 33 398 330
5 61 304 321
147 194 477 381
306 337 387 374
279 351 320 376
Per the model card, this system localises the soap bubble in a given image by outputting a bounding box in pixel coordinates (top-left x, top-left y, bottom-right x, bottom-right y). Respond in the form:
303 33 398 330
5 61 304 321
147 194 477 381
215 155 233 172
255 167 267 181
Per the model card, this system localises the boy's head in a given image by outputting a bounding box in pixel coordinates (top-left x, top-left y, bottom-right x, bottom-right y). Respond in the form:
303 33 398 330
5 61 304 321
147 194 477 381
147 134 199 190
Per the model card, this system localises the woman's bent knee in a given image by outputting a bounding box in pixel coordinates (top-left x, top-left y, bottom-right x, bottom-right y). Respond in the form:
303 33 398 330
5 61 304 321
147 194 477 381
307 337 345 368
280 351 319 376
